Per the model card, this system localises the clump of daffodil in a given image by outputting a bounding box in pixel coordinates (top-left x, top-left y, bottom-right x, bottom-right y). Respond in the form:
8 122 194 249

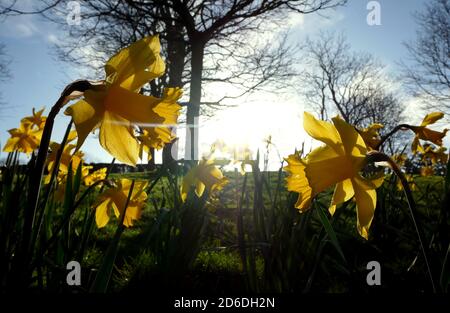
21 107 47 130
64 35 182 166
284 112 384 239
3 121 43 155
410 112 448 154
44 131 107 189
358 123 384 150
95 179 148 228
181 159 229 202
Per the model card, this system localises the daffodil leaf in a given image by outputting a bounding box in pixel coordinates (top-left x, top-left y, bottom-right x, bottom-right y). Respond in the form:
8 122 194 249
316 204 347 264
73 162 82 196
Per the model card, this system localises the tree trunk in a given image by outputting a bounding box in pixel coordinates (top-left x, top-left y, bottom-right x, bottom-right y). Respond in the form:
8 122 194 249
185 37 205 162
148 148 156 170
163 21 186 167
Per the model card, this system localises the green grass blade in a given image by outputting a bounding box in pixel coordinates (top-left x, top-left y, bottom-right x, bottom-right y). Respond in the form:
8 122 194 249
316 204 347 264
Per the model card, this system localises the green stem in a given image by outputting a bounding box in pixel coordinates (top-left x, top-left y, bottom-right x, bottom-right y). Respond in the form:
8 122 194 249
375 124 411 150
31 119 73 255
21 80 91 274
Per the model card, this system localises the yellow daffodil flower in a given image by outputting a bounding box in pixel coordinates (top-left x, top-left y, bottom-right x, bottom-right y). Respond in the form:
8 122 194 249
95 179 148 228
44 131 84 184
21 107 47 130
3 121 42 155
83 167 107 186
64 35 182 166
284 112 384 239
137 127 175 160
181 159 228 202
410 112 448 154
421 145 448 165
45 142 84 180
358 123 384 150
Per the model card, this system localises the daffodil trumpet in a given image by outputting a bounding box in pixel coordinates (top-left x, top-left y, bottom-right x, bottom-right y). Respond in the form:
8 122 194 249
366 150 435 292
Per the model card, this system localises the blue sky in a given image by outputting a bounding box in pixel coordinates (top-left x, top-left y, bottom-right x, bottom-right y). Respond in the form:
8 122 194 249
0 0 444 166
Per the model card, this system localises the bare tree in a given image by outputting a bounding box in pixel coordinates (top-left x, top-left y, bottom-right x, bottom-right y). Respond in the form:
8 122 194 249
300 32 403 131
402 0 450 112
0 0 346 160
0 0 347 162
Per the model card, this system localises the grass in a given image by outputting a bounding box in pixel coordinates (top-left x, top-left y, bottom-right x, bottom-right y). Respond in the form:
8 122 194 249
75 169 448 293
1 150 449 293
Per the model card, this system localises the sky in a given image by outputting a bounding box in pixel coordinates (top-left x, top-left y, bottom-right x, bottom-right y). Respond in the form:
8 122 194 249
0 0 447 169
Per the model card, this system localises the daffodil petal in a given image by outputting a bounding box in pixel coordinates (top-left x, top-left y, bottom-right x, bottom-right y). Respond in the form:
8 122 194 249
195 181 206 198
352 176 377 240
411 135 421 154
105 35 165 89
329 179 354 215
418 128 447 146
122 205 142 227
303 112 343 154
420 112 444 126
332 116 367 157
2 137 20 153
152 88 184 125
181 171 195 202
99 111 140 166
64 98 103 150
104 85 181 127
305 146 355 195
284 152 313 211
95 199 111 228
